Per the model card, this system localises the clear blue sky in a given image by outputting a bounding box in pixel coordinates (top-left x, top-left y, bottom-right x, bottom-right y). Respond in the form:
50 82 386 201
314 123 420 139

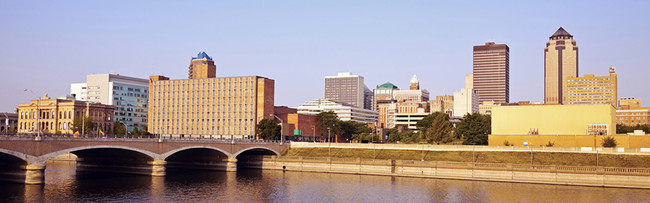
1 1 649 112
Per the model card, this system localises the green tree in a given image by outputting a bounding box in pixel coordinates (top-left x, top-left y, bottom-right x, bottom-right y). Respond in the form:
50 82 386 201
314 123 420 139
455 113 491 145
339 120 373 142
416 112 449 134
423 113 453 144
72 116 96 134
386 125 419 143
140 125 151 135
113 121 127 136
257 118 281 140
316 111 340 140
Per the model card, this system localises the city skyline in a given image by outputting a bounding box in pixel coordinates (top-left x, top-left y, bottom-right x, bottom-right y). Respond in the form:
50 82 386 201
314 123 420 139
1 1 650 112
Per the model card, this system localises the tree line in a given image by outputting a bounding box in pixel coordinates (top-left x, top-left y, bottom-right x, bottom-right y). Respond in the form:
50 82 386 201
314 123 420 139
256 111 491 145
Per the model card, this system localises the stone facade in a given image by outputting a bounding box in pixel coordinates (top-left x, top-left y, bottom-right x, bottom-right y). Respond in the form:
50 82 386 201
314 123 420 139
17 95 114 134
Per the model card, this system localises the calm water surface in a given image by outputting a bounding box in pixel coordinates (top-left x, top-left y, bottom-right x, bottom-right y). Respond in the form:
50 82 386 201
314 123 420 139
1 161 650 202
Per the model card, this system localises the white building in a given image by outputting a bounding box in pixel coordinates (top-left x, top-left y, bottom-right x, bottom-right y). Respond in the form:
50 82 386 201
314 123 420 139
297 98 378 124
394 107 429 131
453 74 479 118
70 73 149 132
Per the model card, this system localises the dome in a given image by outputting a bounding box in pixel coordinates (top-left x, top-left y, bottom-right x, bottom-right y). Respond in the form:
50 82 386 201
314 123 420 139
377 82 398 90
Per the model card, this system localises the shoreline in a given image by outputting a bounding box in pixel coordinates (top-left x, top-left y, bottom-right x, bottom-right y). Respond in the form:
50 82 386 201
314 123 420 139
256 157 650 189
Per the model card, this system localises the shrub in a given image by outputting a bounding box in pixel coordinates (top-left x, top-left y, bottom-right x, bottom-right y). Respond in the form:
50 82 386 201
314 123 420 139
545 141 555 147
601 136 617 148
503 140 512 146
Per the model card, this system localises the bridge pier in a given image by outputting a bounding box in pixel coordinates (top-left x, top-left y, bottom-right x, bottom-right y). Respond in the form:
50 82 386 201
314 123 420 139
151 160 166 176
24 164 45 184
226 158 237 172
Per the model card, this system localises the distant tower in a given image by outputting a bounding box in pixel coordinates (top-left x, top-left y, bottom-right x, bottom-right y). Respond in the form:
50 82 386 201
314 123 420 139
410 75 420 90
545 27 578 104
473 42 509 104
188 52 216 79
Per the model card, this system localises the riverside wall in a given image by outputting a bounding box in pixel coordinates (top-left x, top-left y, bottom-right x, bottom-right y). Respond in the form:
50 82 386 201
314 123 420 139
254 156 650 189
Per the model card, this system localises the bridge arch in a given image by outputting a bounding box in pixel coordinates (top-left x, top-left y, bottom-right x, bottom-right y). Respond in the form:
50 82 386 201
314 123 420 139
161 146 234 171
160 146 234 160
0 149 32 174
34 145 159 165
0 149 35 164
233 146 281 158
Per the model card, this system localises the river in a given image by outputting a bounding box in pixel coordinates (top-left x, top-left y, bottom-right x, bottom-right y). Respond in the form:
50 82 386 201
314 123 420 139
1 161 650 202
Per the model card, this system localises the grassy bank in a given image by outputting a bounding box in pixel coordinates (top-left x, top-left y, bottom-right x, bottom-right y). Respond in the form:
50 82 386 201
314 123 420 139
284 147 650 168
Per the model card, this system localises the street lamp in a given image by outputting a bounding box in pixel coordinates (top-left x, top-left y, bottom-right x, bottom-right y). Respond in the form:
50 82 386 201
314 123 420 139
23 89 41 141
271 114 284 143
312 126 315 143
118 121 128 138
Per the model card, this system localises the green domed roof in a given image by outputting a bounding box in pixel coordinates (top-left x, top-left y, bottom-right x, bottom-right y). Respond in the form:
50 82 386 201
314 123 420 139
377 82 398 89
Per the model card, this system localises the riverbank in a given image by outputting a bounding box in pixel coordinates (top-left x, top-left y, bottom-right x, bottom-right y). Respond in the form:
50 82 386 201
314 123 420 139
266 143 650 188
285 143 650 168
258 156 650 189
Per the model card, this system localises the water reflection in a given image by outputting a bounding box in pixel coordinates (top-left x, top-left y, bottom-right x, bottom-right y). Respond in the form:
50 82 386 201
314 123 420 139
1 161 650 202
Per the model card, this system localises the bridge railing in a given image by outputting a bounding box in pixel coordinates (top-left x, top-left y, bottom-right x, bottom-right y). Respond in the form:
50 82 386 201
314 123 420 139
0 133 288 144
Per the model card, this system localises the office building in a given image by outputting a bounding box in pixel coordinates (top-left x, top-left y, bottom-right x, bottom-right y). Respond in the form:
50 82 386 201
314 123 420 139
148 52 275 139
617 98 650 126
324 72 365 109
70 73 149 132
17 94 114 134
620 98 641 109
297 98 378 125
479 101 501 115
473 42 509 104
544 27 579 104
364 86 373 110
453 74 479 117
566 73 617 106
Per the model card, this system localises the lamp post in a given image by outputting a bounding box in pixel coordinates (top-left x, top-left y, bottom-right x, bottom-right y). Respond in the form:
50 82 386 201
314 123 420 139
2 112 8 135
271 114 284 143
119 121 128 138
327 127 331 158
23 89 41 141
312 126 315 143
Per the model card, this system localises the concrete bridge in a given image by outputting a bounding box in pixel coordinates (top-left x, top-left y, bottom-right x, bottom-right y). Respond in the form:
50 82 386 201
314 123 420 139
0 136 289 184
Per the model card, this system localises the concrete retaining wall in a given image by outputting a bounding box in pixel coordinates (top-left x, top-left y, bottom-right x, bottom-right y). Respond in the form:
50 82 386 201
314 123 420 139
259 157 650 188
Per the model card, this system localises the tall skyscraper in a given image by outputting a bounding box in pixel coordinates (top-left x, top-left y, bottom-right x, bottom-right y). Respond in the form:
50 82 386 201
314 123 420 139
188 51 216 79
473 42 509 104
324 72 365 109
545 27 578 104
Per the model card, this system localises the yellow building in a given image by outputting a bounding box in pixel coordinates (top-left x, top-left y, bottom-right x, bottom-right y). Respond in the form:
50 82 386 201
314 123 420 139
148 52 275 139
17 94 114 134
489 104 618 147
566 73 617 106
491 104 615 136
544 27 578 104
